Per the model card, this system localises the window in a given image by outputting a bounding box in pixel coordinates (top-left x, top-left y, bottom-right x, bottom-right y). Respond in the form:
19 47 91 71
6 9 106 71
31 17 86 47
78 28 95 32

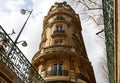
54 25 65 33
72 30 77 37
56 25 63 32
77 72 89 83
52 64 63 76
56 15 65 20
53 64 57 75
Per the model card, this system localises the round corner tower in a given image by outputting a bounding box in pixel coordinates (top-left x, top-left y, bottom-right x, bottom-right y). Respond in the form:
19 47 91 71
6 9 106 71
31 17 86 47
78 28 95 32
32 2 96 83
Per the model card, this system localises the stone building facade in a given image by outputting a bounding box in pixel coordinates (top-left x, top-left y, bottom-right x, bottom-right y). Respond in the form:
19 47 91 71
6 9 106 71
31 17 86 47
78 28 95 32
32 2 96 83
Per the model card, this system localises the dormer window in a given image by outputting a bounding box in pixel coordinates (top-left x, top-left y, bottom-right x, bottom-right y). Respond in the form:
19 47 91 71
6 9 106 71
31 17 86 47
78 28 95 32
55 15 65 20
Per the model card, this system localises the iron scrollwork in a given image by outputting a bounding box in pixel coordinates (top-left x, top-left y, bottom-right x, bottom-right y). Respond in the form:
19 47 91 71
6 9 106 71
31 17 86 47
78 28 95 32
0 26 45 83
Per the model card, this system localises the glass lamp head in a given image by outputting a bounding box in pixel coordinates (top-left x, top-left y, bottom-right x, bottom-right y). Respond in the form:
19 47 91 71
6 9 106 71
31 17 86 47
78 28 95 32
22 41 27 47
21 9 26 14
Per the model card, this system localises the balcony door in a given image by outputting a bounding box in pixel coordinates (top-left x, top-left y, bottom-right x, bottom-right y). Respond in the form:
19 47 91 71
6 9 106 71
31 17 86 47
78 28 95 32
53 64 63 76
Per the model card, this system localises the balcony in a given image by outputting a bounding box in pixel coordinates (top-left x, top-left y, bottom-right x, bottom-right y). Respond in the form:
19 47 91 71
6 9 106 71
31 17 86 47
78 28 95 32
51 30 66 38
0 26 46 83
45 70 68 77
43 45 75 53
54 30 65 33
76 73 89 83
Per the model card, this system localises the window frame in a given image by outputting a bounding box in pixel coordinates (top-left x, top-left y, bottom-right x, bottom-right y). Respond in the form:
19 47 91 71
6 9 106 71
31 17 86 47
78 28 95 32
52 63 63 76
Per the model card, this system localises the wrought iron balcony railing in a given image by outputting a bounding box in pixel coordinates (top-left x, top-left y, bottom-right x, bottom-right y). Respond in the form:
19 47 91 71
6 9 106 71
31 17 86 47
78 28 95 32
76 73 89 83
51 30 66 38
45 70 68 77
53 30 65 33
42 45 75 53
0 25 45 83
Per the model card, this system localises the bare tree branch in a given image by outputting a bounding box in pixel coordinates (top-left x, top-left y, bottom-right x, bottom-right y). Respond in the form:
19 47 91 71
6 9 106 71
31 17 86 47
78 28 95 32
88 14 103 26
71 0 103 25
96 29 104 35
92 56 108 82
73 0 102 10
87 0 102 7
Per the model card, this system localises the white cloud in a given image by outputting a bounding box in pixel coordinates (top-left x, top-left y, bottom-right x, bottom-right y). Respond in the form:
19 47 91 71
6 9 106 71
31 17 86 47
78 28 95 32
0 0 108 83
6 0 25 11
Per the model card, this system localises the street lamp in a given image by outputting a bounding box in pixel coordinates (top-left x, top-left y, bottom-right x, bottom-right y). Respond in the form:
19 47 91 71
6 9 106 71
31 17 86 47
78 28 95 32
6 9 33 56
16 40 27 47
14 9 33 46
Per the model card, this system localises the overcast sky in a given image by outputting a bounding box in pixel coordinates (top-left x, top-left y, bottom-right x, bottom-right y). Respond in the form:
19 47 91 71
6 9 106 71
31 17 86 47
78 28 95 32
0 0 108 83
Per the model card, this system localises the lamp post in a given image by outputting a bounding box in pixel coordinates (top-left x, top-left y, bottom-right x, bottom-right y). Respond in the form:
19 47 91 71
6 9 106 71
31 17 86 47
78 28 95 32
14 9 33 45
7 9 33 56
16 40 27 47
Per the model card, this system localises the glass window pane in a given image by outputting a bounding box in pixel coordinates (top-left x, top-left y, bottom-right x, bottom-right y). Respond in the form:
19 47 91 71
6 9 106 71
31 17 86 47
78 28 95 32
58 64 63 75
53 64 57 76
